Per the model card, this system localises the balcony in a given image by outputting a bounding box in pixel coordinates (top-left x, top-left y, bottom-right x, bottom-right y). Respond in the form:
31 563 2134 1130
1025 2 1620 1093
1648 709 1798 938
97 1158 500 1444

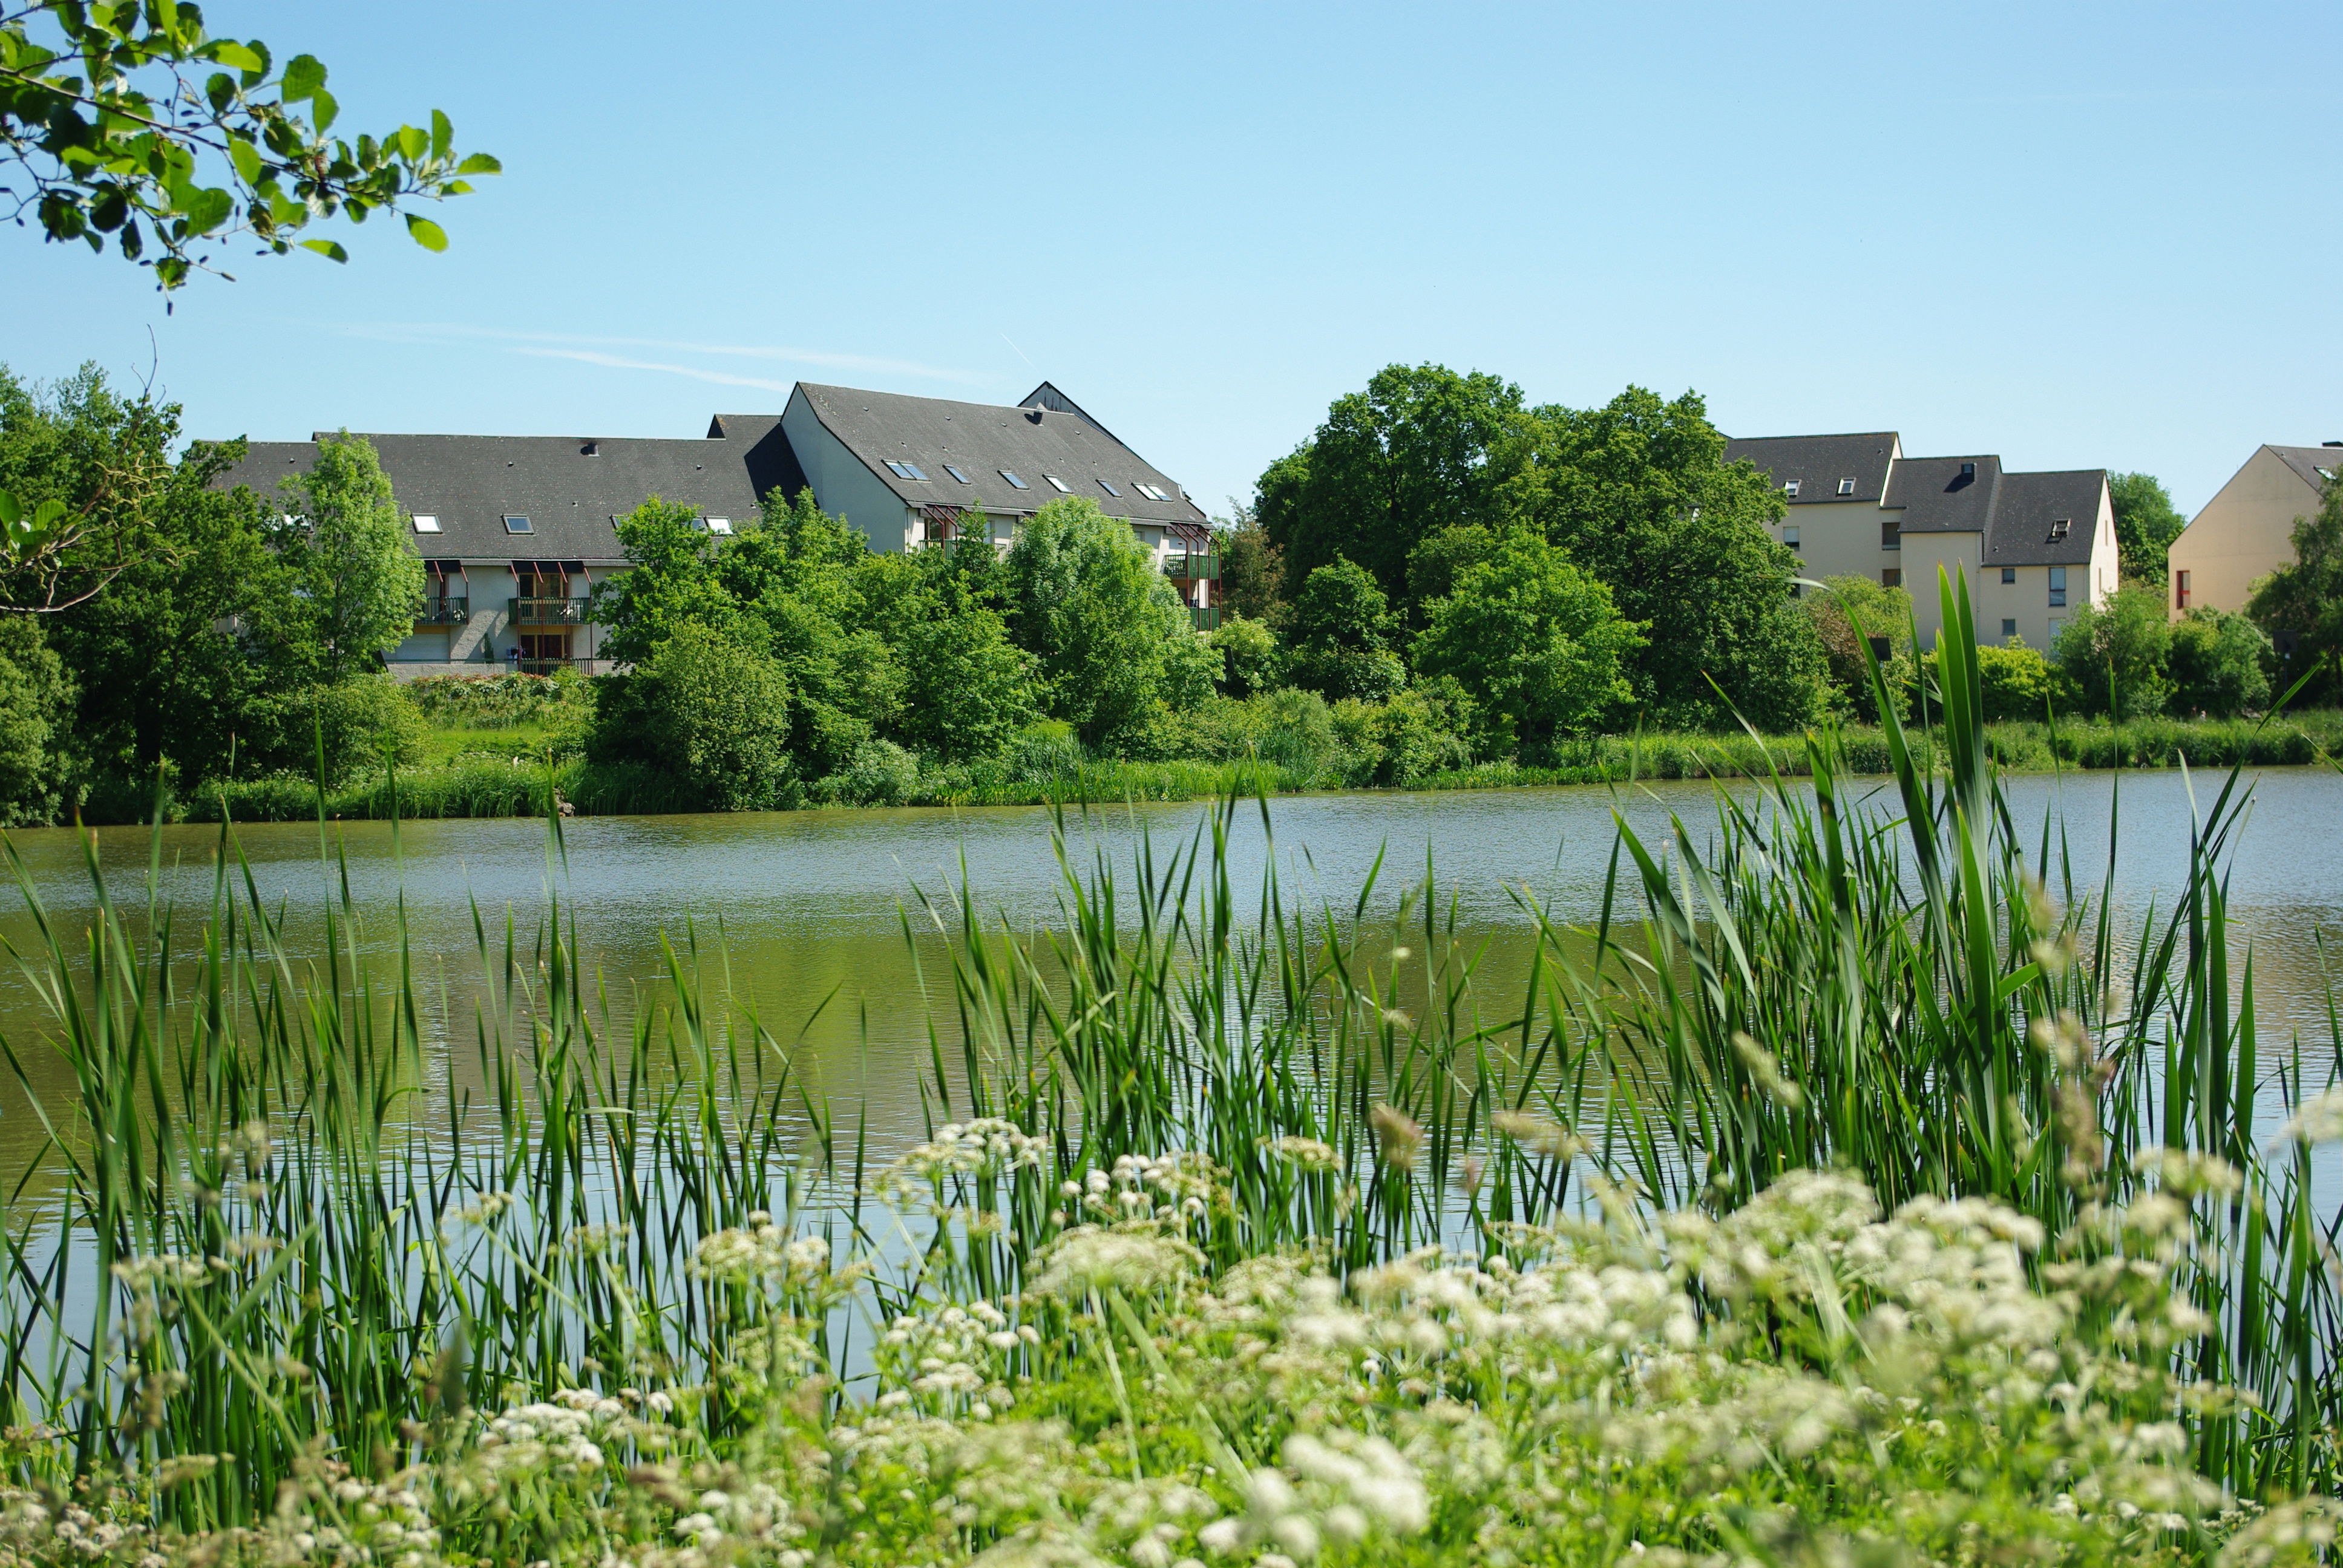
511 596 588 625
1163 553 1219 582
416 596 469 626
1190 605 1221 632
510 656 597 676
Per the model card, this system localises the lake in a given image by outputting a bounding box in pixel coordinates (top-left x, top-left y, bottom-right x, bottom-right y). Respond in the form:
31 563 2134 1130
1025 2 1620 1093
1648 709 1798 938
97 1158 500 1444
2 766 2339 1187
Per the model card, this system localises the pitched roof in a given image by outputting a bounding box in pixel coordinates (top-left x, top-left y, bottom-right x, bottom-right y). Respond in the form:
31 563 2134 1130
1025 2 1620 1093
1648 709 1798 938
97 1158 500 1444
1979 469 2106 566
794 382 1206 528
2267 443 2343 492
1723 432 1899 504
208 430 770 565
1883 454 2003 535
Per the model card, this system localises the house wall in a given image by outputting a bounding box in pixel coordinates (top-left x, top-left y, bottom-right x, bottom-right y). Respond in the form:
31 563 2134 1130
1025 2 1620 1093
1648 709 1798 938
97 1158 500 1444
1900 534 1982 648
385 563 617 679
2168 448 2323 616
1769 500 1903 589
783 392 916 552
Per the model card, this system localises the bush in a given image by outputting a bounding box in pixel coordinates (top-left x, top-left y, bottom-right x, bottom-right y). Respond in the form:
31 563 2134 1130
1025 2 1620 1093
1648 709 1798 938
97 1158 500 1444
2166 607 2272 717
404 670 592 730
1285 557 1406 702
1414 532 1642 747
0 615 76 825
1208 614 1283 698
892 606 1037 762
821 738 922 806
1000 720 1086 782
1975 642 2055 723
241 676 426 789
2052 584 2172 718
1804 575 1915 722
588 625 795 810
1329 680 1477 787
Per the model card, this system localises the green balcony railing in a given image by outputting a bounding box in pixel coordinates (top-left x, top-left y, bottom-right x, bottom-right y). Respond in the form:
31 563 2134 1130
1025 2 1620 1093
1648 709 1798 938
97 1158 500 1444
416 597 468 626
1190 604 1221 632
1163 553 1219 581
511 596 588 625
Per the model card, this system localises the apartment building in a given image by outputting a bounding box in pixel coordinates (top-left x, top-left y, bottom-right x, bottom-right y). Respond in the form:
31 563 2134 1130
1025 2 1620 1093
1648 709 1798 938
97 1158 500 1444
209 383 1214 678
2166 443 2339 616
1726 432 2118 649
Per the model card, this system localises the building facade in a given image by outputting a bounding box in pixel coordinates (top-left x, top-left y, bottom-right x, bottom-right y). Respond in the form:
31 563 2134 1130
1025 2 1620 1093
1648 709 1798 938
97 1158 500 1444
1726 432 2117 649
2166 443 2340 618
209 383 1216 679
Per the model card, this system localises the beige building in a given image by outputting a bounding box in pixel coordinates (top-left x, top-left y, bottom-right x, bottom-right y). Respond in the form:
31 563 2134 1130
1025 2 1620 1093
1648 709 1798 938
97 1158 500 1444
2166 443 2340 618
1726 433 2117 649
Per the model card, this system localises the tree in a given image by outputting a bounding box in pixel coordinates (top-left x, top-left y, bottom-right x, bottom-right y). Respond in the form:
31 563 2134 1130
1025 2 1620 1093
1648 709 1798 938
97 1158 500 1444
588 624 794 810
1803 575 1915 721
0 614 76 822
267 433 424 684
0 361 177 613
1412 532 1643 749
1513 386 1830 731
2108 472 2187 586
2052 583 2173 719
2245 479 2343 705
1 2 496 291
1972 642 2055 724
1004 496 1214 754
1208 614 1283 698
1255 364 1529 606
1404 524 1498 615
893 605 1036 762
1211 503 1285 624
2166 606 2272 717
1285 556 1404 702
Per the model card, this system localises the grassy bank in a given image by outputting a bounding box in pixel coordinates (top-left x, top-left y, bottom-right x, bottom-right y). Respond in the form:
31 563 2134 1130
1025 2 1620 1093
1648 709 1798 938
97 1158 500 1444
0 587 2338 1567
152 705 2343 823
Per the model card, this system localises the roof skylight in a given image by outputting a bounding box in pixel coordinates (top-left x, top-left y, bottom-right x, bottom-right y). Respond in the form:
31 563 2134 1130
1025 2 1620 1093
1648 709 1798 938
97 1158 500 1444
1837 478 1855 495
413 514 441 533
999 470 1029 489
1134 483 1170 502
1783 480 1801 497
503 515 533 534
944 465 972 483
706 517 733 535
884 460 928 481
1044 474 1072 492
1098 479 1122 497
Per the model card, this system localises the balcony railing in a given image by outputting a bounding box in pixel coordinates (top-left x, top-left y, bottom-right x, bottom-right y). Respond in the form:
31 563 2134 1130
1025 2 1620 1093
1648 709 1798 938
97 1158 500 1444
511 596 588 624
511 656 598 676
416 597 469 625
1190 605 1221 632
1163 553 1219 581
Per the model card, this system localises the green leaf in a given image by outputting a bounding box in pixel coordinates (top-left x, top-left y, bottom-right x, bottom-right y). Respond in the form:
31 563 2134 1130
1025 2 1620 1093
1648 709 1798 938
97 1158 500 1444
310 87 338 132
404 214 447 252
430 109 452 162
0 489 19 528
177 185 234 234
208 39 264 72
229 136 263 186
393 123 427 162
300 238 349 263
280 53 326 101
455 152 501 175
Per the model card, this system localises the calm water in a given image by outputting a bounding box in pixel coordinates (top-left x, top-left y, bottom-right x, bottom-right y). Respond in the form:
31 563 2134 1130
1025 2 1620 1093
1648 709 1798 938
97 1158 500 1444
2 769 2339 1185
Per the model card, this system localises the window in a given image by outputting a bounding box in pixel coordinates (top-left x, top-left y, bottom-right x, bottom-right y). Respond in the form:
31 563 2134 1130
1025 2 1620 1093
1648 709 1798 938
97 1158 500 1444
1783 526 1800 549
706 517 732 535
2048 565 2067 607
1098 479 1122 497
2048 518 2070 540
413 514 441 534
998 469 1029 489
1959 462 1976 478
1043 474 1072 492
2048 618 2066 642
2001 618 2018 639
1837 478 1855 496
943 465 972 483
1783 480 1801 498
884 460 928 481
2175 569 2191 609
1881 568 1902 588
1133 482 1172 503
1881 519 1900 550
2001 566 2016 584
503 515 533 534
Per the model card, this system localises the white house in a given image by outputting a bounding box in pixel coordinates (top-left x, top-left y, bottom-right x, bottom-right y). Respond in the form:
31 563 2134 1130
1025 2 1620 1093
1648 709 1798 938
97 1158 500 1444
2166 443 2340 617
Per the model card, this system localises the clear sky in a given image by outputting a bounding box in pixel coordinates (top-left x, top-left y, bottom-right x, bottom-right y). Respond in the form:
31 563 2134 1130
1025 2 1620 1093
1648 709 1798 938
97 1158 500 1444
7 1 2338 518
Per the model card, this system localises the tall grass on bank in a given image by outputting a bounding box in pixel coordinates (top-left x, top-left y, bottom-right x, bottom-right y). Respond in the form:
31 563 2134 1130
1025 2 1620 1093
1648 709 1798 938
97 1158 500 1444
0 569 2336 1550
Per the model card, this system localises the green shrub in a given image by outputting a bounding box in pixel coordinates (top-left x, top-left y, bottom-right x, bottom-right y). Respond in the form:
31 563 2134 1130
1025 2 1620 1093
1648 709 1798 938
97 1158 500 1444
0 614 77 825
588 624 795 810
1974 641 2054 722
405 669 592 730
2052 583 2172 717
240 675 426 789
2166 606 2273 717
821 738 922 806
1000 720 1086 782
1207 613 1283 698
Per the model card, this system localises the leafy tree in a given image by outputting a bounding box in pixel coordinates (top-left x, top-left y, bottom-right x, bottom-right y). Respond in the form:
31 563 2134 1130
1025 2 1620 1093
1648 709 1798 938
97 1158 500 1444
1285 556 1404 703
1804 575 1915 722
1 2 497 290
0 361 177 613
1512 387 1827 731
588 624 794 810
2108 472 2188 586
891 605 1035 762
2166 606 2272 717
2052 583 2173 718
589 497 745 665
1211 504 1285 624
1404 524 1498 615
1208 614 1283 698
1973 642 2055 724
2245 479 2343 705
266 433 424 684
1413 532 1643 749
1332 678 1477 786
1003 497 1213 754
1256 364 1529 604
239 675 424 789
0 614 76 823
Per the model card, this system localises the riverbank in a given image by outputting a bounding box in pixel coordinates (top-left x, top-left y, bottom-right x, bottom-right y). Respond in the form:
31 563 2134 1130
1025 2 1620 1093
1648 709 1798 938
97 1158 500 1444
149 706 2343 823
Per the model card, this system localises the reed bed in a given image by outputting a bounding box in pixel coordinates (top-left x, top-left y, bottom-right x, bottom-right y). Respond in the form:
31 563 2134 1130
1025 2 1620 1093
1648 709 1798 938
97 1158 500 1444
0 573 2338 1567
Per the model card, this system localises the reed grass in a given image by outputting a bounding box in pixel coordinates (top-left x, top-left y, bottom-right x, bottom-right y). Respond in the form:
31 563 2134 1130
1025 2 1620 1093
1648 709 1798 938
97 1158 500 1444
0 570 2336 1561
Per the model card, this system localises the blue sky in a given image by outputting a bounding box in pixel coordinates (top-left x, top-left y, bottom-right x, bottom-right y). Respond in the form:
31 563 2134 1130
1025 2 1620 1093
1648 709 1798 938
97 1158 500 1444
7 2 2338 517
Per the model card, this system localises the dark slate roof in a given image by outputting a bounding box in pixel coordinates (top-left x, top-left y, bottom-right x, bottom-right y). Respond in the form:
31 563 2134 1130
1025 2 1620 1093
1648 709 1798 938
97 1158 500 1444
1979 470 2107 567
1723 432 1899 504
709 413 811 503
1883 454 2003 535
209 430 772 565
1018 381 1127 448
795 383 1207 528
2269 443 2343 492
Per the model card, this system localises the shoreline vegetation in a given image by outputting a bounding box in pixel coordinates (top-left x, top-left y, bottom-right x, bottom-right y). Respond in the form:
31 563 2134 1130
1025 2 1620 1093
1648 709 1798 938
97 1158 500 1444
1 585 2338 1568
135 705 2343 825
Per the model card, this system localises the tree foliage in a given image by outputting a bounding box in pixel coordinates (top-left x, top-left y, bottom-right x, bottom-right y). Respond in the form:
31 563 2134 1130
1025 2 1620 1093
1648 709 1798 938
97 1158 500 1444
2108 472 2187 586
2245 479 2343 705
1284 556 1404 702
2166 606 2272 717
2053 583 2174 718
1211 505 1285 624
588 623 794 811
1804 574 1915 722
1412 531 1643 748
269 433 424 684
1 1 497 290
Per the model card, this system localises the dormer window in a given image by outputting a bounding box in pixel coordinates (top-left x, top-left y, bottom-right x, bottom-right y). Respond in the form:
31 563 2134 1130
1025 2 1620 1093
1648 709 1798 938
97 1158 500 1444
706 517 732 535
1837 478 1855 495
1782 480 1801 498
2049 518 2071 540
1960 462 1976 478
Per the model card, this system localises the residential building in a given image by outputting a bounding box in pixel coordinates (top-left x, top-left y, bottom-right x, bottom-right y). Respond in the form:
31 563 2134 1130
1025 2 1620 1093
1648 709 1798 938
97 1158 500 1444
2165 443 2340 618
1727 432 2118 649
209 383 1214 679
